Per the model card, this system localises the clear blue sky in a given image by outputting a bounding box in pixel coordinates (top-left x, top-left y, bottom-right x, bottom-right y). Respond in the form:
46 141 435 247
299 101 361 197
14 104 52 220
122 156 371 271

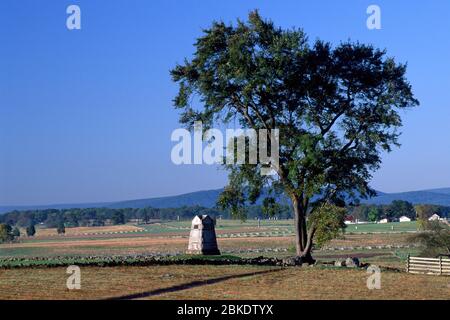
1 0 449 205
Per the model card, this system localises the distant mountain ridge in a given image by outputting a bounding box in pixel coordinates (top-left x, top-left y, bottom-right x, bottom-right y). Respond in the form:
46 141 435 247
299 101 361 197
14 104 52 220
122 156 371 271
363 188 450 206
1 187 450 214
109 189 224 209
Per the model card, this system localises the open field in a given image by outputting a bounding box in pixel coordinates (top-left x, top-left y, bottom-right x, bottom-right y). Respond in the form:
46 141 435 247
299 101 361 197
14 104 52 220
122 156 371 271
0 235 293 257
0 265 448 300
218 219 418 233
18 220 419 241
142 220 419 234
0 236 416 269
31 224 145 237
344 221 418 233
0 220 419 269
1 219 440 300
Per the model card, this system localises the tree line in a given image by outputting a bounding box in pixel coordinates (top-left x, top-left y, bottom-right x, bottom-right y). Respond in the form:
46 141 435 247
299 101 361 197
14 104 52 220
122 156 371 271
1 201 448 244
348 200 450 222
0 204 294 241
1 201 448 231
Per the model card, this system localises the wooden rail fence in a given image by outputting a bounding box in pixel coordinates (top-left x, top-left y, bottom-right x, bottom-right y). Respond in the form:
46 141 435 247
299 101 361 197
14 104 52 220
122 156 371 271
406 255 450 275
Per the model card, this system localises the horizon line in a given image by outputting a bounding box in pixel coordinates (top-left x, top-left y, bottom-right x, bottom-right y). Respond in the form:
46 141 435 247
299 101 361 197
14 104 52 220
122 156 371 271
1 186 450 208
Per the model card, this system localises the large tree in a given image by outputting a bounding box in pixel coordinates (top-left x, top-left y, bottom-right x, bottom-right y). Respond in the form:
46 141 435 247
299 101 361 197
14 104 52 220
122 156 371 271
171 11 418 263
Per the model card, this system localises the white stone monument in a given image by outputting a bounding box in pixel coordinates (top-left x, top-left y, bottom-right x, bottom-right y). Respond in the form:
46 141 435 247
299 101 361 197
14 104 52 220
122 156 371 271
187 215 220 255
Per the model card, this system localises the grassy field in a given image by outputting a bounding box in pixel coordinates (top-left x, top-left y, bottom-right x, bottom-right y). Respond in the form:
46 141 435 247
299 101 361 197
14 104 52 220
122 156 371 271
31 224 144 237
21 220 418 240
0 265 448 300
163 219 419 233
0 219 441 300
344 221 418 233
0 220 419 268
0 233 416 269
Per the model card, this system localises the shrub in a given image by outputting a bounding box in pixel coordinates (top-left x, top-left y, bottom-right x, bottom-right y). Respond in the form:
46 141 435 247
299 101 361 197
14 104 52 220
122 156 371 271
26 224 36 237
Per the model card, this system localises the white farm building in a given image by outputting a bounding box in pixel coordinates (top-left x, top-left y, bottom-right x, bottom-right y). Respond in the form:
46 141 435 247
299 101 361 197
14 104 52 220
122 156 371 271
399 216 412 222
428 214 442 221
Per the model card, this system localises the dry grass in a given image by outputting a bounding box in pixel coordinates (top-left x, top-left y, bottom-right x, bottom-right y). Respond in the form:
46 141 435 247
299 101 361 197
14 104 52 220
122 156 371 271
0 235 294 255
1 233 408 252
0 236 298 259
0 232 415 263
0 265 448 300
32 225 144 237
1 222 435 299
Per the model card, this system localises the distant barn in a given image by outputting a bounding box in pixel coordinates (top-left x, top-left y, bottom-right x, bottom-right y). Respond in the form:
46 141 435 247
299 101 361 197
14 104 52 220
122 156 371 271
399 216 411 222
187 215 220 255
428 214 442 221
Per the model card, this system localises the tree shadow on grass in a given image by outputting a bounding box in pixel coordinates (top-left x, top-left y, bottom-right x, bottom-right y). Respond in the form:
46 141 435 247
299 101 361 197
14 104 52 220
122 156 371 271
104 268 284 300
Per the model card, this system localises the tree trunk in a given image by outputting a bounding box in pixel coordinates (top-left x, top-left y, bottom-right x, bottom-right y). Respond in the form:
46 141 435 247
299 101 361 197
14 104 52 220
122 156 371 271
292 196 315 264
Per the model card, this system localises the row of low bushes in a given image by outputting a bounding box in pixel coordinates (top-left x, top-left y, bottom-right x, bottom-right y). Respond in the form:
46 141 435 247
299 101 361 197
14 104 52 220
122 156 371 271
0 254 403 272
0 254 283 269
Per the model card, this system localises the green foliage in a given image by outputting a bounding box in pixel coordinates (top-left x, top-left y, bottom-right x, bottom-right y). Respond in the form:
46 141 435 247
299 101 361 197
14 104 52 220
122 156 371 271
261 197 280 217
351 205 372 221
217 180 248 221
111 212 125 225
0 223 14 243
26 224 36 237
308 204 347 248
171 11 418 255
56 221 65 234
415 204 439 230
0 205 294 229
12 227 20 238
409 221 450 257
349 200 434 222
367 206 381 222
0 255 248 269
384 200 415 219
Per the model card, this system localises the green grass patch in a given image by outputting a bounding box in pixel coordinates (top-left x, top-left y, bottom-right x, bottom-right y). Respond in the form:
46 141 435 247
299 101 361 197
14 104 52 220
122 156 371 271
345 221 417 233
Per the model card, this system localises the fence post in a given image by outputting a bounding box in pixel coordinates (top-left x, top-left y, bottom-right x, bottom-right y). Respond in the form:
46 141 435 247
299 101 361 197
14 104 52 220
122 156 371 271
406 254 410 273
439 256 442 275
